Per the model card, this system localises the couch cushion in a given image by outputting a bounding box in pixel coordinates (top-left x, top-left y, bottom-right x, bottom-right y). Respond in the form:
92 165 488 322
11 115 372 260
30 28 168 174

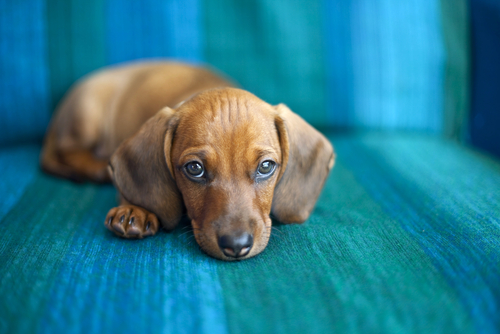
1 133 499 333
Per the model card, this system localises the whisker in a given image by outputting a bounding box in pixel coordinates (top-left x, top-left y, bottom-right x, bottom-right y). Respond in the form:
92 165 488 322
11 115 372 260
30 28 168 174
181 239 197 247
264 231 283 240
179 225 201 233
178 230 195 238
271 226 284 235
265 225 285 237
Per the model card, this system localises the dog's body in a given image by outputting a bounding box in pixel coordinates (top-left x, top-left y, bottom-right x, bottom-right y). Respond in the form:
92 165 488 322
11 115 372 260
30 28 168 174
41 61 231 182
41 61 334 261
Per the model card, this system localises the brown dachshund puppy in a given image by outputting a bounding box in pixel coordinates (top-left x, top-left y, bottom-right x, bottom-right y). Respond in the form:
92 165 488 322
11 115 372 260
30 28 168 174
41 61 335 261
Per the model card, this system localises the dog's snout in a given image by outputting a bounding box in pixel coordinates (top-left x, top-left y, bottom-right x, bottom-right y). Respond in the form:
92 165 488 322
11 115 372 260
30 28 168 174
218 232 253 258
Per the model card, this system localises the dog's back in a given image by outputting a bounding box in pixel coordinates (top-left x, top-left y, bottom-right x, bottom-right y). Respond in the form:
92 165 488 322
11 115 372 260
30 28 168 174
41 61 232 182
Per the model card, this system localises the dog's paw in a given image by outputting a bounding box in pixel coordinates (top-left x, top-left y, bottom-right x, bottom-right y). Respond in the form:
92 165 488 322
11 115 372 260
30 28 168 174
105 205 160 239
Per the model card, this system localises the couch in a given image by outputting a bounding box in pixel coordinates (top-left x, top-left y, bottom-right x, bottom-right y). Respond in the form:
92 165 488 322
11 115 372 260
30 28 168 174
1 0 499 333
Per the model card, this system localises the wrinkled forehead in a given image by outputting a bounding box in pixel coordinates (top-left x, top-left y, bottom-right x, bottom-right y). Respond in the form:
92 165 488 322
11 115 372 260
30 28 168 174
173 89 280 151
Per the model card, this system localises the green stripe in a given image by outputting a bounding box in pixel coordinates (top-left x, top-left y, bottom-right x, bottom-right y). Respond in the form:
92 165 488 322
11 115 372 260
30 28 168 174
46 0 106 110
440 0 470 140
202 0 326 126
70 0 106 80
215 154 474 333
338 133 500 333
0 144 40 218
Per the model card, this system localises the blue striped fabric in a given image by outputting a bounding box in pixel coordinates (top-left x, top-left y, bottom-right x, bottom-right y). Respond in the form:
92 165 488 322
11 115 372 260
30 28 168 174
0 145 229 334
0 144 40 218
326 0 445 131
0 0 50 146
2 1 499 333
203 0 328 125
106 0 201 65
45 0 106 111
106 0 170 64
324 1 354 126
337 135 500 333
0 0 470 145
164 0 202 62
39 200 228 333
470 0 500 157
2 135 499 333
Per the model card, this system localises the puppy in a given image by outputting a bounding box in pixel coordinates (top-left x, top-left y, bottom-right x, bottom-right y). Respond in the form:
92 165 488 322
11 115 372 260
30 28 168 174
41 61 335 261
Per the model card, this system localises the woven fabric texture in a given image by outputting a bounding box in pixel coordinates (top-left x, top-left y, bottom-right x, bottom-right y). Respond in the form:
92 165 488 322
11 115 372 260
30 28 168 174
0 0 469 146
1 1 499 333
1 134 499 333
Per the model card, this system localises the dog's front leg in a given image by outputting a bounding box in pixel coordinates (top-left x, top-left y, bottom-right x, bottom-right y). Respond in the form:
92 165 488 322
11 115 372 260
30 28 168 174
104 197 160 239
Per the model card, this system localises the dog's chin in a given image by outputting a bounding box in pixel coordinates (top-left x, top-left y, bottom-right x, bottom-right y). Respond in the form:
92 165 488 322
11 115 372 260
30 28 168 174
191 220 271 261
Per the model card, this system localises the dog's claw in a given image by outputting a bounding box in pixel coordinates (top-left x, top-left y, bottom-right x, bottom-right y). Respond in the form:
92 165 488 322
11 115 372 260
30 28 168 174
126 226 141 236
105 205 159 239
112 224 125 235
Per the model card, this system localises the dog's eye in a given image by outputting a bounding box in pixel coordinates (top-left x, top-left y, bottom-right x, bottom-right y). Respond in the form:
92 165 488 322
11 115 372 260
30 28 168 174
185 161 204 178
257 160 276 176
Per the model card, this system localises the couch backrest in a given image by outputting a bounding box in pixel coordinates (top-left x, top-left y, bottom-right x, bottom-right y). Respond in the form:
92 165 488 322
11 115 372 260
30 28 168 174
0 0 469 146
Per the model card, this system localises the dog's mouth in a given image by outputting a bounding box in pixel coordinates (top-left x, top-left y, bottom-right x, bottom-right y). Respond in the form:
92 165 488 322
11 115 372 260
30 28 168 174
191 218 272 261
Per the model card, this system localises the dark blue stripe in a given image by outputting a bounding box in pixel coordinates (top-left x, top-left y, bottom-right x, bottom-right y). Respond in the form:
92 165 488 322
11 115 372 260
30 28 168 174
470 0 500 158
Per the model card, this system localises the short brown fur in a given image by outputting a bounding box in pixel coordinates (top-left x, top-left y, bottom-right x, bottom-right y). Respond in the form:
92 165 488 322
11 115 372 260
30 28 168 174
41 61 334 261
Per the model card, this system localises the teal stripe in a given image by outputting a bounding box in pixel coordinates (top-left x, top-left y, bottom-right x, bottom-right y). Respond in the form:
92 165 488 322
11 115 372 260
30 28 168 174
0 176 101 334
38 191 228 333
439 0 470 140
203 0 326 126
0 0 50 145
47 0 106 110
215 143 474 333
1 135 492 333
46 0 72 109
70 0 106 80
0 144 40 218
335 133 500 333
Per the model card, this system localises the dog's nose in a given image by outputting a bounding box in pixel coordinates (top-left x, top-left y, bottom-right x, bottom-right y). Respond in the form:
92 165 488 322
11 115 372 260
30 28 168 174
218 232 253 258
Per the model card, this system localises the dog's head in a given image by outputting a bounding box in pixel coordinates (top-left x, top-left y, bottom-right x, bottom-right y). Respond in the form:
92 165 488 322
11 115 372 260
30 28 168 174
110 88 334 260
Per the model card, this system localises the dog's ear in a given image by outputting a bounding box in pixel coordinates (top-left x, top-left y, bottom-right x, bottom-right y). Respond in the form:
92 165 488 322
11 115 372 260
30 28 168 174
272 104 335 223
108 107 184 230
